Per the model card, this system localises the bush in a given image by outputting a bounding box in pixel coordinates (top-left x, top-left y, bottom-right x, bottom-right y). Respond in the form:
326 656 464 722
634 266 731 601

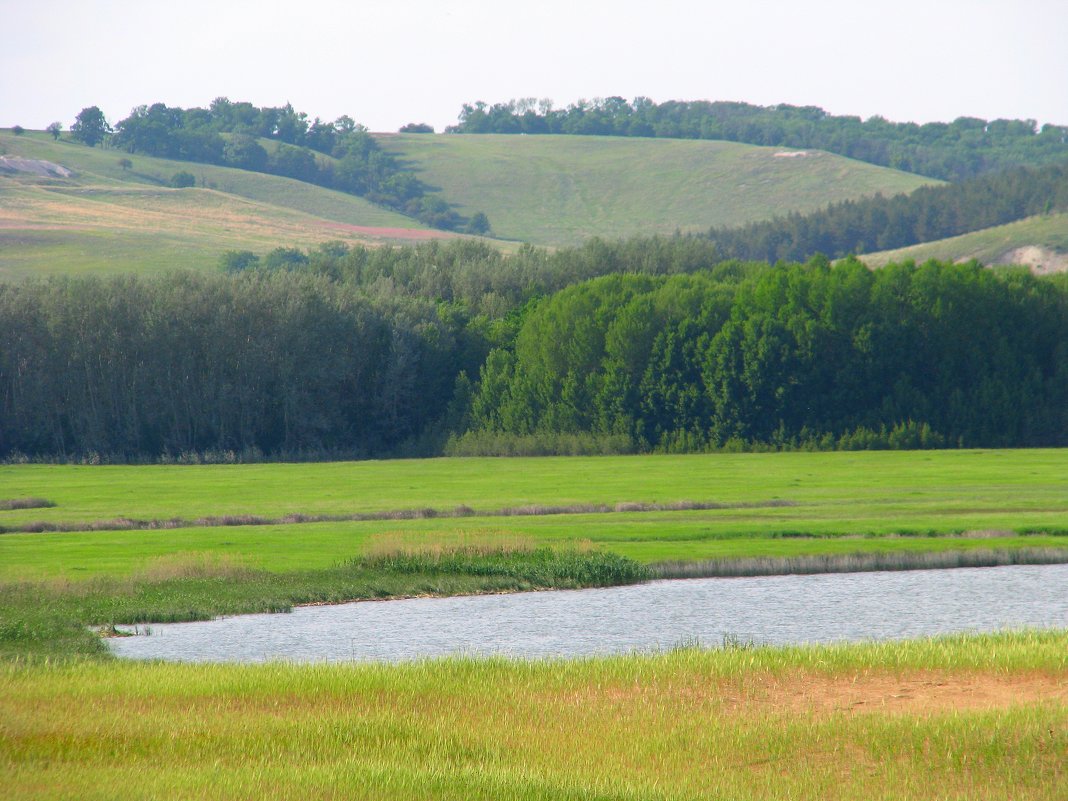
169 171 196 188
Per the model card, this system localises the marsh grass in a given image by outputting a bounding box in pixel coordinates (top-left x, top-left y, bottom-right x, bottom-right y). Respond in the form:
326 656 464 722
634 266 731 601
360 529 543 559
353 532 648 588
653 546 1068 578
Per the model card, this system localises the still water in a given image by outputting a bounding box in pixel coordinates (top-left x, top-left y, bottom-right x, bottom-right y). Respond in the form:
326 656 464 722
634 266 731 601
108 564 1068 663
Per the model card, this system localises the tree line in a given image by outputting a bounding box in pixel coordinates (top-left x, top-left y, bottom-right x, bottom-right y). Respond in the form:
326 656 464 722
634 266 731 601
464 259 1068 453
0 271 467 460
2 240 1066 461
447 97 1068 181
704 161 1068 262
73 100 478 231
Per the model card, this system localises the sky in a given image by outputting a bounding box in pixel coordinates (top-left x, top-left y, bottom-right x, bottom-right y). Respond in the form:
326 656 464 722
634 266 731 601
3 0 1067 133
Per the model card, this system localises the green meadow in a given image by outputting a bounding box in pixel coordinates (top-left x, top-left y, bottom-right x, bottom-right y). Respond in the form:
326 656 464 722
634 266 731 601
0 131 447 278
2 451 1066 799
3 450 1068 580
859 212 1068 269
376 133 937 245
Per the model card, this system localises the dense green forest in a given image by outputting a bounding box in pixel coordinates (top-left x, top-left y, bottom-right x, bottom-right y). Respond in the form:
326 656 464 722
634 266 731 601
3 240 1066 461
465 260 1068 453
704 161 1068 262
448 97 1068 181
90 100 474 231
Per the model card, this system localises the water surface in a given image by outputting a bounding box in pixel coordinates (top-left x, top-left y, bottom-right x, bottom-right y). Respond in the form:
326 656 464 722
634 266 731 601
109 564 1068 663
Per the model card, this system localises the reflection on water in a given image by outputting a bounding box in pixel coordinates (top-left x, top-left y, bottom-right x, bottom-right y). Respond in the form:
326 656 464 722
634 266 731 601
108 564 1068 663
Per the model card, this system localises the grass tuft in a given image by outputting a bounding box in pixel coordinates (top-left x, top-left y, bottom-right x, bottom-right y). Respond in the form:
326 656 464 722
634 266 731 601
0 497 54 511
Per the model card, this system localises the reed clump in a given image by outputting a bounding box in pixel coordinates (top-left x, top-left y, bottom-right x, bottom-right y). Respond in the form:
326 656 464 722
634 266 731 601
0 497 55 511
353 530 649 588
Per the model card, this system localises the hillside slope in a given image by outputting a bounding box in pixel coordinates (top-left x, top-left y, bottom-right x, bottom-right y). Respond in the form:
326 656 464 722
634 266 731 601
0 132 453 278
376 133 939 246
858 213 1068 273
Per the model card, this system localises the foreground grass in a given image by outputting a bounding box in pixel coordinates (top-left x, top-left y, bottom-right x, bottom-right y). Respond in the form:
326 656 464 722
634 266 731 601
2 631 1065 800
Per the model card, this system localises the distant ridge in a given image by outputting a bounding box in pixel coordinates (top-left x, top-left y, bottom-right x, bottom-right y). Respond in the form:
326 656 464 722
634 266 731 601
376 133 936 246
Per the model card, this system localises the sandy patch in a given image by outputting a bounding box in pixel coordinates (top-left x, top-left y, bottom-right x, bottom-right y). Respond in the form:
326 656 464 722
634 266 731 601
558 670 1066 717
768 670 1067 715
0 156 72 178
998 245 1068 274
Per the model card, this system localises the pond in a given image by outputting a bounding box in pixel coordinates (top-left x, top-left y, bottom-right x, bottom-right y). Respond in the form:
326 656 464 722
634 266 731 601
108 563 1068 663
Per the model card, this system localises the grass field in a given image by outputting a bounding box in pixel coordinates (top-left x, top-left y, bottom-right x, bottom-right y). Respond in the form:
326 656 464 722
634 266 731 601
2 631 1065 800
375 133 938 245
859 212 1068 271
3 450 1067 580
0 131 452 278
3 451 1065 798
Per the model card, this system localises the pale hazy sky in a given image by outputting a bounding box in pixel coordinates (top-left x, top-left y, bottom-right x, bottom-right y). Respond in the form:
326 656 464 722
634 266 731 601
3 0 1066 133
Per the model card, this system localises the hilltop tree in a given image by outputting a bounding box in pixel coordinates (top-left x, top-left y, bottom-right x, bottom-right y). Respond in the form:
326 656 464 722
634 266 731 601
71 106 111 146
46 122 63 140
465 211 491 235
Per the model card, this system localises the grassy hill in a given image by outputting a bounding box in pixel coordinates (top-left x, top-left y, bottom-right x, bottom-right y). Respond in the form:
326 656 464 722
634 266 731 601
375 133 939 246
858 213 1068 273
0 131 454 278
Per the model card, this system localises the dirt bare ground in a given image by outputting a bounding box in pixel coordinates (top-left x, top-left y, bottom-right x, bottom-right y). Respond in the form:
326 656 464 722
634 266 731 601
565 670 1067 717
999 245 1068 274
0 156 72 178
768 670 1067 715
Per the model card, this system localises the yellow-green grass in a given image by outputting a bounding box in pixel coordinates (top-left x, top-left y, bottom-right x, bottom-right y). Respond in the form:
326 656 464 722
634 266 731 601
0 131 452 278
2 449 1067 581
2 631 1065 800
858 212 1068 270
376 133 939 245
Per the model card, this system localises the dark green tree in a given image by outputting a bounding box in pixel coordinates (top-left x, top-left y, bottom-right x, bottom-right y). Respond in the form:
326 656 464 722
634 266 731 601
70 106 111 146
46 122 63 140
169 171 196 188
465 212 491 235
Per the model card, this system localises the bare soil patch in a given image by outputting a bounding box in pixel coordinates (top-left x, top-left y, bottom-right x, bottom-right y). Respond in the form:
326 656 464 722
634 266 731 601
0 156 72 178
765 670 1066 715
999 245 1068 274
560 670 1066 718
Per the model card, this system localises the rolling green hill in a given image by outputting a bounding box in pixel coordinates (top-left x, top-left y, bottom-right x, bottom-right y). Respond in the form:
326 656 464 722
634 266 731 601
0 131 454 278
375 133 939 246
858 213 1068 273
